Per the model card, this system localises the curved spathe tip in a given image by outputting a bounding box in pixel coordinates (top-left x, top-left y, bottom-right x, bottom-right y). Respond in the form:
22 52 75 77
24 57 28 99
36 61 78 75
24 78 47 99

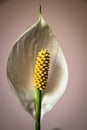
38 5 46 27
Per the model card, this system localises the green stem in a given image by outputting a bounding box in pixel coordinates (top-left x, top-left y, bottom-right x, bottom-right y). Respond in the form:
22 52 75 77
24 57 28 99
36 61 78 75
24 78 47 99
35 89 42 130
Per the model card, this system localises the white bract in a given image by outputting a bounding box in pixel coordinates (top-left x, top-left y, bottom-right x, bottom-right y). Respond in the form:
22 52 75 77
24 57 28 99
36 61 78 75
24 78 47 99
7 12 68 119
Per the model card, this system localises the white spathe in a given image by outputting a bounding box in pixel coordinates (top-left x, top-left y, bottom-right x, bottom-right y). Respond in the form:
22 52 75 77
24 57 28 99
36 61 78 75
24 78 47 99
7 13 68 119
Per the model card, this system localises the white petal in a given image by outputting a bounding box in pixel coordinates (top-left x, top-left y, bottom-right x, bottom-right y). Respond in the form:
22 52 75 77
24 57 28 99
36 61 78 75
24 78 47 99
41 48 68 118
7 13 68 119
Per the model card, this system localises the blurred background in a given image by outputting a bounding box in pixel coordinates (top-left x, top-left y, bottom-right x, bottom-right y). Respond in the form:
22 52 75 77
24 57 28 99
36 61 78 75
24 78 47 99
0 0 87 130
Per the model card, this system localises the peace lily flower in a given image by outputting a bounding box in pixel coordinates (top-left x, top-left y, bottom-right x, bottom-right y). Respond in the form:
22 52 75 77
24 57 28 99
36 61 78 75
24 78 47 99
7 6 68 128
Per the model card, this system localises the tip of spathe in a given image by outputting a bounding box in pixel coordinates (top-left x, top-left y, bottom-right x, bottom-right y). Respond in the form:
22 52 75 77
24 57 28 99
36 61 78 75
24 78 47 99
39 4 42 15
39 4 42 18
38 4 46 26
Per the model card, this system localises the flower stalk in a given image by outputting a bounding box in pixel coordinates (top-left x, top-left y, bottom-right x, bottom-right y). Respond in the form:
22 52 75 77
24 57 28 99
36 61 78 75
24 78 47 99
35 89 41 130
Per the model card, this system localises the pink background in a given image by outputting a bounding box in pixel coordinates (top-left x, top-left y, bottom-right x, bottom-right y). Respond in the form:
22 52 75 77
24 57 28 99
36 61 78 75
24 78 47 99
0 0 87 130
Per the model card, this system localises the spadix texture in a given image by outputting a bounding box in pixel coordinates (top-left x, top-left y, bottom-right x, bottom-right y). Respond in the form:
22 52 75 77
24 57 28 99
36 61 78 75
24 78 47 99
34 49 50 90
7 12 68 119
